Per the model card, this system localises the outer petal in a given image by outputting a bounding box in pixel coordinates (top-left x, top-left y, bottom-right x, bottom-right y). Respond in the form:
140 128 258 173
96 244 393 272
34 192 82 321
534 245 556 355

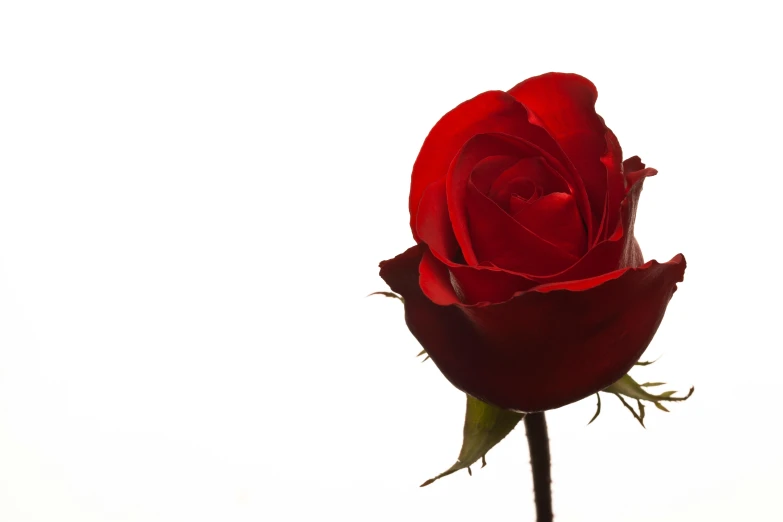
600 128 625 242
409 90 575 241
620 161 658 268
379 245 686 412
622 155 646 175
508 73 623 244
422 250 539 305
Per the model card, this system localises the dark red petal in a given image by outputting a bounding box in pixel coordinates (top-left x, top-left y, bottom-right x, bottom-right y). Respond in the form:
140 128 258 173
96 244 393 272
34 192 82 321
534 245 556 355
626 167 657 191
508 73 623 245
622 155 646 174
511 192 586 257
619 167 656 268
379 245 686 413
418 246 461 305
409 90 576 241
379 245 429 302
622 238 644 270
600 129 625 242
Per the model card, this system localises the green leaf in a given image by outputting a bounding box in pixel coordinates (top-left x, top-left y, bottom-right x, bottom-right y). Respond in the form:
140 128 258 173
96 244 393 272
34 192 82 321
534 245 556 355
420 395 524 487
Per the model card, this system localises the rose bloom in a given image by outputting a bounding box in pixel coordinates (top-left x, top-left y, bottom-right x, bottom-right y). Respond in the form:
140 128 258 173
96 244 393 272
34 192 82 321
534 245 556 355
380 73 685 413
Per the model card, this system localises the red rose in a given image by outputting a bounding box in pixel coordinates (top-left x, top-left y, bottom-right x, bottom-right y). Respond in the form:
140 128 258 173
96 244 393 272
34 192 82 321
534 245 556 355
379 73 686 413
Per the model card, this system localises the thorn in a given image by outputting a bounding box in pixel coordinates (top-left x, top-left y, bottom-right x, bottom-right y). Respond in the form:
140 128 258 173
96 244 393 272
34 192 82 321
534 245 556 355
481 455 487 468
467 466 472 476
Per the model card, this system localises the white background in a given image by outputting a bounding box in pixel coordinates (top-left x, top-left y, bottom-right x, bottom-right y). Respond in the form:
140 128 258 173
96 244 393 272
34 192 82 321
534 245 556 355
1 1 780 521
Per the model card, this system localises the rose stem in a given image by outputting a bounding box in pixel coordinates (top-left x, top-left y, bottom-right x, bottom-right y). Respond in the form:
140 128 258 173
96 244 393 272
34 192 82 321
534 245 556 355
524 412 553 522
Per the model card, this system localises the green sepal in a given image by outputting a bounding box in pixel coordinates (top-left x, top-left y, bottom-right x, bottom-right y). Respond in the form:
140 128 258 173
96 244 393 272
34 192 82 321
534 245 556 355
591 373 694 428
367 291 404 303
371 288 518 484
606 374 694 404
420 395 524 487
634 358 659 367
587 392 602 425
370 290 427 361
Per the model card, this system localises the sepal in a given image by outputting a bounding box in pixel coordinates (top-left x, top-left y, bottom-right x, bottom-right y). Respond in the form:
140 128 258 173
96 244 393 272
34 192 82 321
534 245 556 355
590 367 694 428
421 395 524 487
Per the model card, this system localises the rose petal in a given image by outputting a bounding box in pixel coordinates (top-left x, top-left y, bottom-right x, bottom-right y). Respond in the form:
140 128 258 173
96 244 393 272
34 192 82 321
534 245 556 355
419 214 635 306
511 192 587 257
409 90 575 241
421 207 631 306
600 128 625 242
623 155 646 174
379 245 686 413
447 133 576 269
418 164 657 305
416 178 460 262
622 238 644 270
619 166 657 268
419 247 539 305
626 166 657 191
508 73 624 245
418 246 461 305
469 155 521 195
465 182 578 274
422 233 629 305
487 157 569 209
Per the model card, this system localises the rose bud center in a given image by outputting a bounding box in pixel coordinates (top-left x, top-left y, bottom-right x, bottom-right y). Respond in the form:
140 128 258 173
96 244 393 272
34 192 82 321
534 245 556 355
470 154 587 260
